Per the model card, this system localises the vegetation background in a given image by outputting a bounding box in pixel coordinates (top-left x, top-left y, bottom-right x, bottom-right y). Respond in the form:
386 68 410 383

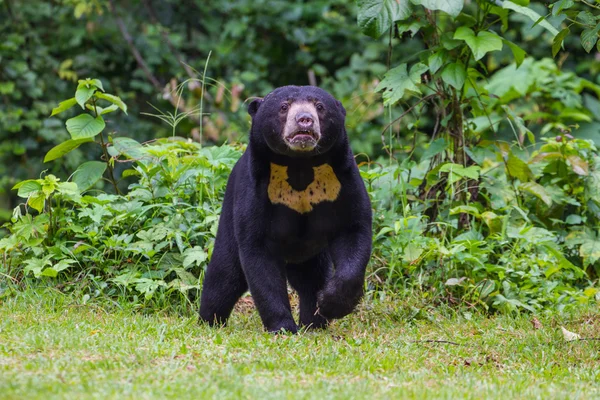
1 1 600 398
1 0 600 314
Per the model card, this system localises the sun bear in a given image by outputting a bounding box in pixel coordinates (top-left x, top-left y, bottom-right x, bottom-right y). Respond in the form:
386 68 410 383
199 86 372 333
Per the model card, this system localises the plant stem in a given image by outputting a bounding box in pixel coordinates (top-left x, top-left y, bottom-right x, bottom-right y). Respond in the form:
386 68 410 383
199 51 212 144
92 98 122 195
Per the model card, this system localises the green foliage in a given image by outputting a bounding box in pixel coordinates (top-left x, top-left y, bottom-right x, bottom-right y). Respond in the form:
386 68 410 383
352 0 600 311
2 128 241 302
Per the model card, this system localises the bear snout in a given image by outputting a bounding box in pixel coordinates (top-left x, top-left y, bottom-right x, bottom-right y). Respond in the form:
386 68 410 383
283 102 322 152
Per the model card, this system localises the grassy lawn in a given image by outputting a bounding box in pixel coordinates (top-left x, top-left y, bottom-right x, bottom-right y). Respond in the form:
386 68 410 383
1 290 599 399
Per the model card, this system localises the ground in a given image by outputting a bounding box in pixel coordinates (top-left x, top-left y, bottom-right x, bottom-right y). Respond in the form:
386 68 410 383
1 290 599 399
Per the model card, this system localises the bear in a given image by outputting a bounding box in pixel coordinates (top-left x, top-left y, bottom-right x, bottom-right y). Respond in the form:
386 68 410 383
199 86 372 333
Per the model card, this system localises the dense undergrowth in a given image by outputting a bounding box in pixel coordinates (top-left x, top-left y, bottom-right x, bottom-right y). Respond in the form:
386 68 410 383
1 77 599 313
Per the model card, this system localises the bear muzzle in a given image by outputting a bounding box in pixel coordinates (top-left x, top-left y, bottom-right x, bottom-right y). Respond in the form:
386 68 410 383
283 102 322 152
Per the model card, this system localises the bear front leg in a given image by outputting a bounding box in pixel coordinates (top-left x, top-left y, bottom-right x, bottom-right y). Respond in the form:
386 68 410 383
287 253 331 330
199 233 247 326
317 225 372 320
239 248 299 333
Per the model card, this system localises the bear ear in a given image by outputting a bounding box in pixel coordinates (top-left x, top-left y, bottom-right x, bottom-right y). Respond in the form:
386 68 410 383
336 99 346 117
248 98 263 117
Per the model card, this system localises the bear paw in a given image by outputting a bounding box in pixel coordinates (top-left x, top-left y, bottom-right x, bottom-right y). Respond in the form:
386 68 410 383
317 280 363 320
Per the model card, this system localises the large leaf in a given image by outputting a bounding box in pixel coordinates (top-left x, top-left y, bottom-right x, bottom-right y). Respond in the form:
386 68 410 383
183 246 208 268
580 239 600 266
410 0 463 17
376 62 428 106
519 182 552 206
552 28 570 57
50 98 77 117
503 1 559 37
108 137 146 160
506 152 533 182
66 114 105 139
95 92 128 114
44 138 93 162
357 0 412 39
567 155 589 176
454 27 503 61
72 161 107 192
13 180 41 198
503 39 527 67
581 27 599 53
75 86 95 109
428 50 447 74
441 62 466 89
421 138 448 160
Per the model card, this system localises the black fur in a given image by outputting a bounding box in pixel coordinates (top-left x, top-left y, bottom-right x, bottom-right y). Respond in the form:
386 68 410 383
199 86 372 333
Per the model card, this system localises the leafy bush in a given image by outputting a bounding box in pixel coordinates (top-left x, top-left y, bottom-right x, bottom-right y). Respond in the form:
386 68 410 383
2 77 599 313
1 79 241 305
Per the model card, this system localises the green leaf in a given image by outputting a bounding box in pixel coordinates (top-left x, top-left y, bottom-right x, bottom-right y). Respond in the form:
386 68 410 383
396 20 423 37
502 105 533 143
503 39 527 67
44 138 93 162
66 114 105 139
183 246 208 268
577 11 596 26
13 180 41 198
581 27 599 53
100 104 120 115
75 86 95 109
108 137 146 160
28 193 45 213
421 138 447 160
357 0 412 39
428 50 447 74
506 153 533 182
552 28 570 57
551 0 573 16
72 161 107 192
91 79 105 92
450 205 480 217
580 239 600 266
95 92 128 114
454 27 503 61
520 182 552 206
503 1 559 37
50 98 77 117
402 243 423 263
375 63 428 106
441 62 466 89
410 0 463 17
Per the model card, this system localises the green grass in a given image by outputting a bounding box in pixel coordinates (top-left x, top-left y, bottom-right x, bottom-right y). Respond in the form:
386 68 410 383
1 290 599 399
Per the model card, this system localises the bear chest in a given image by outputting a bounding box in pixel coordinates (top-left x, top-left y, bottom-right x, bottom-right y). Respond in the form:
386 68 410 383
267 162 341 214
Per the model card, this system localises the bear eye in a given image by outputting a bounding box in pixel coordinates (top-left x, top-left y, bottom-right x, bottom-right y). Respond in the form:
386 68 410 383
280 103 290 112
316 103 325 112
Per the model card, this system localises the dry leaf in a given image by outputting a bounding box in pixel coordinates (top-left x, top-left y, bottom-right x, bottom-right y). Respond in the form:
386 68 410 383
531 317 542 330
561 326 581 342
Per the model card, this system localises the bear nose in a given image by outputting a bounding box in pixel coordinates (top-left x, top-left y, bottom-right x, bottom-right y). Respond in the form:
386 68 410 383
295 112 314 129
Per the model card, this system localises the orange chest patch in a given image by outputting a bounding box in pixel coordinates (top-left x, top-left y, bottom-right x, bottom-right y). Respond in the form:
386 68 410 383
267 163 341 214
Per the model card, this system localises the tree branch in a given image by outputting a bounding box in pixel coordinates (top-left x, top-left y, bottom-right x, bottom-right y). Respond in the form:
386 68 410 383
107 0 162 91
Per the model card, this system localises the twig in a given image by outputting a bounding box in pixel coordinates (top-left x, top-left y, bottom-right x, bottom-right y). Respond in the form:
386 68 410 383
140 0 197 80
107 0 162 91
410 339 461 346
381 95 435 134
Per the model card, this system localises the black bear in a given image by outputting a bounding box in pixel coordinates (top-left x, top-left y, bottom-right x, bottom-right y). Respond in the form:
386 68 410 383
199 86 372 333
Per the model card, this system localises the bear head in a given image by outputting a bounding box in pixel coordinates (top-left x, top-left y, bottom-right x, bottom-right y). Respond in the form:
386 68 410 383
248 86 347 157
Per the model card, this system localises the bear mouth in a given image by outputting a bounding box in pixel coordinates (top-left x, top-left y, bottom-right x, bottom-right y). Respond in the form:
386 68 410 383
285 130 319 151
